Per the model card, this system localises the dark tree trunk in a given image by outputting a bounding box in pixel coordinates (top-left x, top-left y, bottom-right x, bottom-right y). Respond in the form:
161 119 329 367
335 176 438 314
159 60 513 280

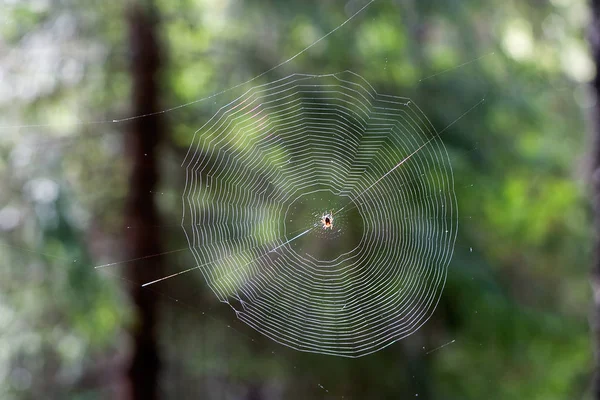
590 1 600 398
125 3 163 400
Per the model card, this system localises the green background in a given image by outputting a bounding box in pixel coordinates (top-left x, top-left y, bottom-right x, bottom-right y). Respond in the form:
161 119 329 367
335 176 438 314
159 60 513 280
0 0 593 398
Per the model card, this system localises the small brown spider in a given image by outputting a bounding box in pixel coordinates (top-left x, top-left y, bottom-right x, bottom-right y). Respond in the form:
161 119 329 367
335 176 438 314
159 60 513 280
321 212 333 230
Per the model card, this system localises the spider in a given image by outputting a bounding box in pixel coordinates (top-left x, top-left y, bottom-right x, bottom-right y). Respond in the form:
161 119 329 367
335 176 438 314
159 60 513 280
321 212 334 230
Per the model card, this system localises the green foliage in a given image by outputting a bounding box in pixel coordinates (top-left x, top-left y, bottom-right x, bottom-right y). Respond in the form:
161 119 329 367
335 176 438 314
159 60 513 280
0 0 593 398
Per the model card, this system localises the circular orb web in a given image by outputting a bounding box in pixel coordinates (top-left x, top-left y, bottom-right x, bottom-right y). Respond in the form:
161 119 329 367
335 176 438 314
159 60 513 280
181 71 457 358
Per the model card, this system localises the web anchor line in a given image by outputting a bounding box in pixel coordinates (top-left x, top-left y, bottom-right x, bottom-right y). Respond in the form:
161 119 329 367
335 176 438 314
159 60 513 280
141 225 315 287
418 52 495 83
425 339 456 355
268 227 314 253
336 98 485 217
94 247 189 269
0 1 377 131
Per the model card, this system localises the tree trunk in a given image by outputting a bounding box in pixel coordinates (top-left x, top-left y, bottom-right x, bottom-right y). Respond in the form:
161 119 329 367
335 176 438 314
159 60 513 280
589 1 600 397
125 3 163 400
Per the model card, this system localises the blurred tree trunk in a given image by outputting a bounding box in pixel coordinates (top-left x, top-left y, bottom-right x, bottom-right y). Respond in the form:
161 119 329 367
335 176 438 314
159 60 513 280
124 3 163 400
590 1 600 397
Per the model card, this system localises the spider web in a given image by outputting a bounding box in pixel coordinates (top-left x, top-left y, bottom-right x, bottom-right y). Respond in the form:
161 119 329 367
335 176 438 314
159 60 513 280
176 71 457 357
0 0 480 360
